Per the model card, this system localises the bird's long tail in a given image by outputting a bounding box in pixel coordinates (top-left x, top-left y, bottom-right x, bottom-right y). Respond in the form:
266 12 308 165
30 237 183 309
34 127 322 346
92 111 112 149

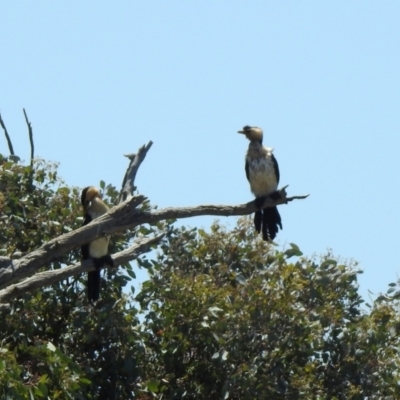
87 269 101 302
261 206 282 241
87 255 114 302
254 210 262 234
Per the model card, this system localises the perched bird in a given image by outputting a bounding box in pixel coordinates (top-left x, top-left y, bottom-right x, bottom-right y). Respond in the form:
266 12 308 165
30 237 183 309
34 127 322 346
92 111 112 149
238 126 282 241
81 186 113 301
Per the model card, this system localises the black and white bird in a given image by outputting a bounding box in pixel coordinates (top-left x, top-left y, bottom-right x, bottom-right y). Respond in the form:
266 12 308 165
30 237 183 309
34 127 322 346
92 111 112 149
238 126 282 241
81 186 113 302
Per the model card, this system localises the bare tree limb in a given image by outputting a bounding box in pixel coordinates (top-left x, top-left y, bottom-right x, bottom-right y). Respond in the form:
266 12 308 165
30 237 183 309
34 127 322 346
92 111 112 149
136 188 309 225
22 109 35 192
23 109 34 164
0 233 164 307
0 111 16 156
0 141 158 305
0 187 308 290
0 194 146 289
119 141 153 203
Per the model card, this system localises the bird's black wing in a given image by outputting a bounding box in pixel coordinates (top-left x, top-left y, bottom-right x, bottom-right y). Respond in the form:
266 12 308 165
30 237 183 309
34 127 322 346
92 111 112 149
271 153 280 184
81 213 92 260
81 212 102 301
245 159 250 182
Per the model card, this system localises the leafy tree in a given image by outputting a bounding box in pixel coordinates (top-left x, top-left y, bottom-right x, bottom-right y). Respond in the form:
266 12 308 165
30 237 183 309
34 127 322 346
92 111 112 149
138 220 400 399
0 115 400 399
0 156 151 399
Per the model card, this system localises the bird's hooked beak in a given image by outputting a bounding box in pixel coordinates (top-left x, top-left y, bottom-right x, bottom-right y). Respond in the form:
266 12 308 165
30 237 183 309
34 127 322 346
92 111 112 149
83 193 102 213
237 126 263 142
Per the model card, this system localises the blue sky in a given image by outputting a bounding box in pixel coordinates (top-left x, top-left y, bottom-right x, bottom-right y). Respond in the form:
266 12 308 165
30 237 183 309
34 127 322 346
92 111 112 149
1 2 400 301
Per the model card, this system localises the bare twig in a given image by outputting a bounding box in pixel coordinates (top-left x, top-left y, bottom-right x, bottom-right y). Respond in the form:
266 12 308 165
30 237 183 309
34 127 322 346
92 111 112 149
0 111 15 156
0 233 164 307
23 109 34 164
22 109 35 191
0 187 308 290
119 141 153 203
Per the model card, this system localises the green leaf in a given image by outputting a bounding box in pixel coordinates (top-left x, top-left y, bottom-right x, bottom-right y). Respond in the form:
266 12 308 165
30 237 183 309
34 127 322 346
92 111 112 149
198 229 206 237
126 269 136 279
37 382 48 397
284 243 303 258
147 379 159 393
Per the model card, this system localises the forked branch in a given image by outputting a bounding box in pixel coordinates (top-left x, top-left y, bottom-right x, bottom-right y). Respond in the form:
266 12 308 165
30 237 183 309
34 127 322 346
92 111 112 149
0 139 309 310
119 141 153 203
0 233 164 306
0 186 308 291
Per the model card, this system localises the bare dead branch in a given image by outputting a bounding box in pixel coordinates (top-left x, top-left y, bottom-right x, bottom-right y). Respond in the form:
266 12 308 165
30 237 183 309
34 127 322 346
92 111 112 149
0 194 146 289
0 111 15 156
23 109 34 164
0 187 308 290
0 233 164 307
119 141 153 203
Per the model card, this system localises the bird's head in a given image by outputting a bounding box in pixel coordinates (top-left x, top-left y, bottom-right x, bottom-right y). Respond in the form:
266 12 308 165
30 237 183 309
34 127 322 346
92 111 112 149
81 186 102 212
238 126 263 144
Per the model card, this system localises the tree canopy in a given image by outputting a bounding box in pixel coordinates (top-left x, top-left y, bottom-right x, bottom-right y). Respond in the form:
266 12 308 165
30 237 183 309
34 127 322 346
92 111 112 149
0 128 399 399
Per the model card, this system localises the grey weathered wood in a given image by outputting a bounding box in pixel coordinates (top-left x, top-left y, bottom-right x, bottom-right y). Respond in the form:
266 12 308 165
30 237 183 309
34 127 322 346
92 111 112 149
0 186 308 290
119 141 153 203
0 233 164 305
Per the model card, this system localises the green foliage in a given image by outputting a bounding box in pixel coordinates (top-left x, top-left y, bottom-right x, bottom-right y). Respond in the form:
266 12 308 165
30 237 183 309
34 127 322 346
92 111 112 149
137 220 400 399
0 156 155 399
2 154 400 399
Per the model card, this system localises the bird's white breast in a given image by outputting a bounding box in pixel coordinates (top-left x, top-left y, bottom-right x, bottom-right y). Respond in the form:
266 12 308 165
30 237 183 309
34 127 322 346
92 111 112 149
89 236 110 258
246 147 278 197
88 197 110 257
